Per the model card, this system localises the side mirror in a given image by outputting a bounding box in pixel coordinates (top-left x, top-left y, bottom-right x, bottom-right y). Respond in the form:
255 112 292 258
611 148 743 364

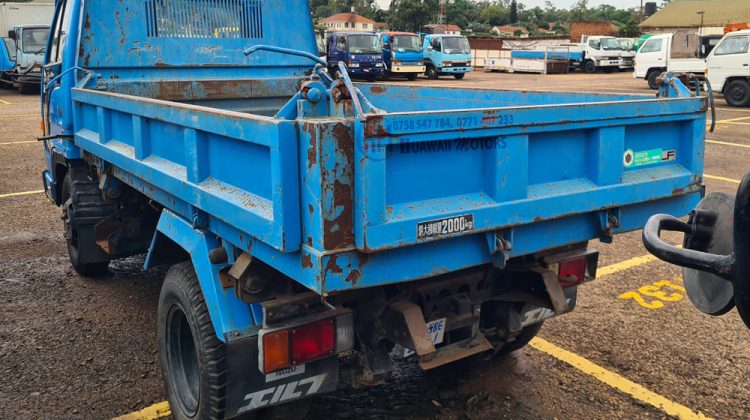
8 30 15 40
427 46 434 52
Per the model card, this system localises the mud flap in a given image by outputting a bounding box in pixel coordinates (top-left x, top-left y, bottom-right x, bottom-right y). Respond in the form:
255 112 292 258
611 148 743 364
225 336 339 417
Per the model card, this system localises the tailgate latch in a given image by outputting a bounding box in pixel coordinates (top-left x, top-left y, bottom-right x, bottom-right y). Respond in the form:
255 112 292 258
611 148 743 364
486 230 514 268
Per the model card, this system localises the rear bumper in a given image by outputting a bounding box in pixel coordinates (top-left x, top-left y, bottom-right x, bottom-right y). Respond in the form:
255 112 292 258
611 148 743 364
391 65 426 73
439 66 472 74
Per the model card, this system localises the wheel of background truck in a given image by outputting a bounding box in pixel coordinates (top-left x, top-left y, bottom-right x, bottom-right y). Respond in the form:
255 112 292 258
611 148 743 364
500 321 544 354
453 73 465 80
61 168 111 276
604 67 615 74
406 73 417 81
724 79 750 107
646 70 661 90
583 60 596 74
18 83 38 94
159 262 228 420
426 66 438 80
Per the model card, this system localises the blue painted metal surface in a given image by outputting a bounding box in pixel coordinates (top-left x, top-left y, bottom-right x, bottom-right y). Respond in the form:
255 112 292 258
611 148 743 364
42 0 708 340
511 50 584 61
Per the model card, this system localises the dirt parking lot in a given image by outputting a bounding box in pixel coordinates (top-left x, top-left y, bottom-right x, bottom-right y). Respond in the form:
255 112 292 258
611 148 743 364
1 70 749 419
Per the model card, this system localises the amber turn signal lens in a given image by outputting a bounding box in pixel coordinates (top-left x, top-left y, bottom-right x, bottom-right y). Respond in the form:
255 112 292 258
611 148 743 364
262 330 290 373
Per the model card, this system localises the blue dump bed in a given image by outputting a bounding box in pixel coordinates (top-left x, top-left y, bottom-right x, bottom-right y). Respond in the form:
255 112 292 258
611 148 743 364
70 79 706 295
510 50 584 61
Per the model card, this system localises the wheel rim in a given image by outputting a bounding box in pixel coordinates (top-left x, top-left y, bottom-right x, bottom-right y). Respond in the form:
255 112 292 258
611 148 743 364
729 85 747 103
167 305 200 416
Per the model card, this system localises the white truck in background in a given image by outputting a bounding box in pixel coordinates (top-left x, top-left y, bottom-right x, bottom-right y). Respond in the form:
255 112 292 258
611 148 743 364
576 35 633 73
0 2 55 93
634 31 723 89
705 29 750 107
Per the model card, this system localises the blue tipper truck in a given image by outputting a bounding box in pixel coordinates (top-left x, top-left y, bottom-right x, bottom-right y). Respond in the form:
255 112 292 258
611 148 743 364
40 1 707 418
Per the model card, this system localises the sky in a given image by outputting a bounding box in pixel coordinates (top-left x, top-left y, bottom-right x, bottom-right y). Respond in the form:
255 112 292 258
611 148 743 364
374 0 644 11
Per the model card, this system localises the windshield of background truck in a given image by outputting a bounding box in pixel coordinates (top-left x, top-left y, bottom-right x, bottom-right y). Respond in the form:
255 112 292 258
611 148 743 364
600 38 620 50
348 35 380 54
22 28 48 54
618 39 634 50
443 37 470 54
392 35 420 52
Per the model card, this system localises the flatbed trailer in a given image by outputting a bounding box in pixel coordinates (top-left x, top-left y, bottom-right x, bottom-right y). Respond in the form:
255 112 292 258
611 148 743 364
40 1 708 418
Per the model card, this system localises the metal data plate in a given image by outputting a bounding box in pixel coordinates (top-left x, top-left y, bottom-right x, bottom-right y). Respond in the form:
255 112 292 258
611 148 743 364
684 192 736 316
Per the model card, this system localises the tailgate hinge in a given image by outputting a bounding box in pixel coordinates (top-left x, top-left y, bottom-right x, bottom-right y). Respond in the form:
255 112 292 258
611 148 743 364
598 208 621 244
486 229 514 268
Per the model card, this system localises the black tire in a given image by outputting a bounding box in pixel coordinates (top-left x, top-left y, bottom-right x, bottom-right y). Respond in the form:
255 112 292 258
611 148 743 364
583 60 597 74
159 262 228 420
426 66 439 80
61 166 112 276
724 79 750 107
646 70 661 90
453 73 466 80
18 82 38 94
604 67 615 73
501 322 544 354
406 73 417 81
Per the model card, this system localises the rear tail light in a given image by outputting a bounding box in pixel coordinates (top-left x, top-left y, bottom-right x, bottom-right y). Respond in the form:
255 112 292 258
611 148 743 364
558 257 586 288
291 319 335 365
259 313 353 374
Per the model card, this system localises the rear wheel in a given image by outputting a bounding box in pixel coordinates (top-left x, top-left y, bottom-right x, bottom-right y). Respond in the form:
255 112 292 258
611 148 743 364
18 82 38 94
501 322 543 353
61 165 113 276
646 70 661 90
583 60 597 74
724 79 750 107
426 66 439 79
453 73 465 80
159 262 227 420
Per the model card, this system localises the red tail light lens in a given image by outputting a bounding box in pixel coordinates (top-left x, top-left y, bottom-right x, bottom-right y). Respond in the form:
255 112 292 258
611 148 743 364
290 319 335 365
559 257 586 288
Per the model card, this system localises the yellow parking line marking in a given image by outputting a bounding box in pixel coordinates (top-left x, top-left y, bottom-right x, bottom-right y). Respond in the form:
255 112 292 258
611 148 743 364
598 254 660 277
0 190 44 199
705 174 741 184
715 107 750 113
706 139 750 148
0 99 11 105
715 116 750 123
114 401 171 420
0 141 37 146
530 338 711 420
0 113 38 119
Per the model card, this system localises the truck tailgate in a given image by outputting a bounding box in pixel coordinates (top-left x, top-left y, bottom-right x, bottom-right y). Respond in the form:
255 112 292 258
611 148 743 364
355 85 706 252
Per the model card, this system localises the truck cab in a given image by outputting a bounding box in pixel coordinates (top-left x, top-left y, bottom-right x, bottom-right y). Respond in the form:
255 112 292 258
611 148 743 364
579 35 626 73
705 29 750 107
326 31 384 81
422 34 472 79
380 31 425 81
2 25 49 92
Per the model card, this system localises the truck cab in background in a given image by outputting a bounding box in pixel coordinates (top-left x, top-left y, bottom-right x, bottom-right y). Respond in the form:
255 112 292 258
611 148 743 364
380 31 425 81
634 32 722 90
2 25 49 93
422 34 472 79
705 29 750 107
326 31 384 81
579 35 629 73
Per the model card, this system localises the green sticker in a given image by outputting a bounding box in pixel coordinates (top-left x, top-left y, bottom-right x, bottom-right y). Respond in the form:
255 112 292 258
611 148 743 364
623 148 676 168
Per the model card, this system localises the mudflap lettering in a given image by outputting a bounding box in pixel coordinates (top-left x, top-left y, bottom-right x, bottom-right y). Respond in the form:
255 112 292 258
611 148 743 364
223 336 339 417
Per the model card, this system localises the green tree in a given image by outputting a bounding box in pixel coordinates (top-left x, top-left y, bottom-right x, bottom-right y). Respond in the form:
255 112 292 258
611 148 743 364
389 0 439 32
479 5 509 27
510 0 518 23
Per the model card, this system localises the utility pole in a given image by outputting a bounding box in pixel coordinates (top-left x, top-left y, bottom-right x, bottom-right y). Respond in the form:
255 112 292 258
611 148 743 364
438 0 447 24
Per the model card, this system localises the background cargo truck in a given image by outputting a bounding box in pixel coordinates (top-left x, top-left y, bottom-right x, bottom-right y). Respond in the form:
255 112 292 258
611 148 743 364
422 33 472 79
0 2 54 93
41 0 709 418
380 31 425 81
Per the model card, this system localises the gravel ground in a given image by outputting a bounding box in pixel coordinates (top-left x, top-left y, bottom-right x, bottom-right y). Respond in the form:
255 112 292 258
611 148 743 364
1 71 749 419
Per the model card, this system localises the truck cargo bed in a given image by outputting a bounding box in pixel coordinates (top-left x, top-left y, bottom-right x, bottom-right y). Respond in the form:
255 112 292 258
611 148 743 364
70 78 706 294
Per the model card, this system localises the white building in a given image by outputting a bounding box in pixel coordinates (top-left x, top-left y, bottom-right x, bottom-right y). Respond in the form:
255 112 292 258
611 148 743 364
320 13 376 32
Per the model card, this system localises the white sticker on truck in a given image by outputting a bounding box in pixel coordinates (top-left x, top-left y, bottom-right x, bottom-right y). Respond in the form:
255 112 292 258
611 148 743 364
400 318 447 358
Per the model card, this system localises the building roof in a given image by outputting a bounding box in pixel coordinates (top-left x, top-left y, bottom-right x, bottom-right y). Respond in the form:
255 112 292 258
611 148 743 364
425 24 462 31
320 13 376 24
640 0 750 28
493 26 530 34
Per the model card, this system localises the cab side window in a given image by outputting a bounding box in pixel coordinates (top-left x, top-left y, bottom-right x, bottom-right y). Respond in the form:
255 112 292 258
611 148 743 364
3 38 17 61
589 39 601 49
336 36 346 51
49 0 73 64
640 38 663 54
431 38 441 52
714 35 750 56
